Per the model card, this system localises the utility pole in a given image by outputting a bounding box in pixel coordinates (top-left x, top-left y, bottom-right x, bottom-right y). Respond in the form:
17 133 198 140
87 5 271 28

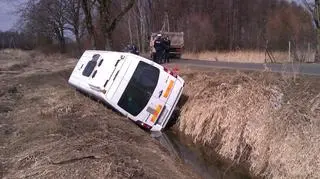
289 41 291 62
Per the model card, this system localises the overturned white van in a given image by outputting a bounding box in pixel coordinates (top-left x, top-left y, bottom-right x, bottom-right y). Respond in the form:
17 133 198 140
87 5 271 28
68 50 185 131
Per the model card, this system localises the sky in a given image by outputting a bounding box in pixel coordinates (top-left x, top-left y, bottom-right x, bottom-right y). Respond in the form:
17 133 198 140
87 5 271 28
0 2 16 31
0 0 23 31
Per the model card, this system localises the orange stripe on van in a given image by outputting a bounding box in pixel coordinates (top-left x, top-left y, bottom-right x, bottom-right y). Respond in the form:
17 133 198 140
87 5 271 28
163 80 174 98
151 105 162 123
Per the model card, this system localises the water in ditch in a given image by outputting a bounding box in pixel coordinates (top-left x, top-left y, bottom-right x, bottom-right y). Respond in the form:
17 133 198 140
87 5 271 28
152 130 252 179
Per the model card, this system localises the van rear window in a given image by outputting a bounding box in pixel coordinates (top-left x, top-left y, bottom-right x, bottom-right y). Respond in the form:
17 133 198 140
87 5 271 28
118 61 159 116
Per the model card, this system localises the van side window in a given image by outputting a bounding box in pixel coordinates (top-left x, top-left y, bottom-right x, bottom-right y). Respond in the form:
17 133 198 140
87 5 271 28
82 54 100 77
118 61 160 116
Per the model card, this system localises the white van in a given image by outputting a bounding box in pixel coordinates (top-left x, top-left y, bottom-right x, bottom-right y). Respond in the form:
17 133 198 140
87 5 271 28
68 50 185 131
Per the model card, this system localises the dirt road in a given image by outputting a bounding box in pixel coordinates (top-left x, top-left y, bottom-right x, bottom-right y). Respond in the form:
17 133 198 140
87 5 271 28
0 50 198 179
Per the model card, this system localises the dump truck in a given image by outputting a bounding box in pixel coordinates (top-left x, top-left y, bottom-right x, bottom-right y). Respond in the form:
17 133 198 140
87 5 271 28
150 32 184 59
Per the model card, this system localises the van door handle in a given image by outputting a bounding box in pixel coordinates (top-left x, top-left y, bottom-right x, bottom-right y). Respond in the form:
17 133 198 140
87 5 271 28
158 90 163 98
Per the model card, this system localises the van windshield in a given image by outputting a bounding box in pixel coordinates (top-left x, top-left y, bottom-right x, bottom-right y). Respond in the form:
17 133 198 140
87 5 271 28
118 61 159 116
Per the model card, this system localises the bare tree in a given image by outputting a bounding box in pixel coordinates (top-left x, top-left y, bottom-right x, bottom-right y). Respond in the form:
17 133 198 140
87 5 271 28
63 0 84 53
20 0 68 53
136 0 151 53
121 0 151 52
50 0 68 53
99 0 136 50
81 0 98 49
303 0 320 62
82 0 136 50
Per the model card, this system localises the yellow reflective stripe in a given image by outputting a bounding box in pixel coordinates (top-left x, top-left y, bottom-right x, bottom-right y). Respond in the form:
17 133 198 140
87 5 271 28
163 80 174 98
151 105 162 123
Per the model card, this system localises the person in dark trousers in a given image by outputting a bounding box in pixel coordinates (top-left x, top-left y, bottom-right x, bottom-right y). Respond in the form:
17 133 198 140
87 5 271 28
163 36 171 63
154 34 166 64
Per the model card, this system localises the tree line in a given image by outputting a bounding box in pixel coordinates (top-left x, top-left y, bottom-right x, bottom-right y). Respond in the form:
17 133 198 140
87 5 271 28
117 0 315 52
0 31 35 49
0 0 316 56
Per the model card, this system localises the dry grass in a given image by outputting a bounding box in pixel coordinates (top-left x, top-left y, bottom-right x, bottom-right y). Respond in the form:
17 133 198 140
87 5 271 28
182 50 289 63
3 49 319 178
0 49 76 77
176 68 320 178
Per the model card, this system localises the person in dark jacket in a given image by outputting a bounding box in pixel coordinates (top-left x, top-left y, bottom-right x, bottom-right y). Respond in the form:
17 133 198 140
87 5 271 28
163 36 171 63
123 44 139 55
153 34 166 64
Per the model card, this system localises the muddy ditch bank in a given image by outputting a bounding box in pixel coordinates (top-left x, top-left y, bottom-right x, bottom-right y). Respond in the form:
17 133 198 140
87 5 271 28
172 66 320 178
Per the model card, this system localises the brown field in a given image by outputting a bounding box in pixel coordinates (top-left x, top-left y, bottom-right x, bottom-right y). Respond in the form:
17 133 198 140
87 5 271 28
0 49 198 179
173 65 320 178
182 50 315 63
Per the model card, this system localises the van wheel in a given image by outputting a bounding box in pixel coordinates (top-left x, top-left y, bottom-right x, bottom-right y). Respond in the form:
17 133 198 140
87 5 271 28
172 109 180 120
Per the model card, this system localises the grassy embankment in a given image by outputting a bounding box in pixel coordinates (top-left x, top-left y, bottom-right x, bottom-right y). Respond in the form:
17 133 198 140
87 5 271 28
175 66 320 178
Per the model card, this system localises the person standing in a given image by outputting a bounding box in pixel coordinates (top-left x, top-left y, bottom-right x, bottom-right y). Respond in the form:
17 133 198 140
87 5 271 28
154 34 165 64
163 36 171 63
